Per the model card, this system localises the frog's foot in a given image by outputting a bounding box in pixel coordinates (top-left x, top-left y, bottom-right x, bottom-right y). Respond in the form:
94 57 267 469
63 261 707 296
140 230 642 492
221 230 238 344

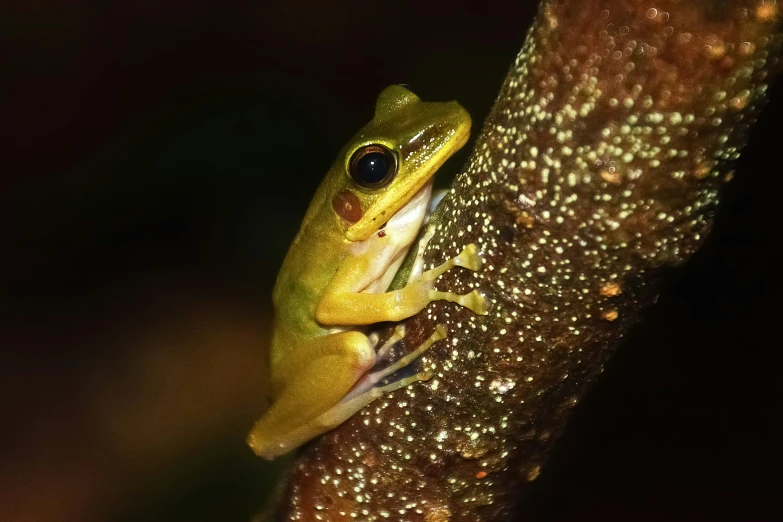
342 324 446 403
310 366 434 441
417 243 490 315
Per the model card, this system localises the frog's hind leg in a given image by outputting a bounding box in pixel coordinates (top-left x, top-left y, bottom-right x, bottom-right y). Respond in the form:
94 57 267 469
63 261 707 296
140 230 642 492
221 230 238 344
247 326 447 459
318 325 447 429
274 362 435 460
342 324 446 403
311 365 434 431
247 331 375 459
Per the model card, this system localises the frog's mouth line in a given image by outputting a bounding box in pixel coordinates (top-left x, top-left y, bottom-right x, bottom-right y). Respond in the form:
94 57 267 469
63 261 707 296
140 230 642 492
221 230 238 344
386 180 434 233
345 172 439 242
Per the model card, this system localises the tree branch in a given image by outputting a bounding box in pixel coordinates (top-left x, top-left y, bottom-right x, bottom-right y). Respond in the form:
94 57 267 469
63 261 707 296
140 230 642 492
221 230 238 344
260 1 782 520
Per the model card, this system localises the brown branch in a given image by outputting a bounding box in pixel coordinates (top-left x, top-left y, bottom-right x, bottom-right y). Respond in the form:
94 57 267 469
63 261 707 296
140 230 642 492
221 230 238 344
259 1 782 520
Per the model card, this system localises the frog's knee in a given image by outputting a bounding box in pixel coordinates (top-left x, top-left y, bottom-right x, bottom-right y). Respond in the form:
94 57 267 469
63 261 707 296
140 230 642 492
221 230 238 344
338 331 376 374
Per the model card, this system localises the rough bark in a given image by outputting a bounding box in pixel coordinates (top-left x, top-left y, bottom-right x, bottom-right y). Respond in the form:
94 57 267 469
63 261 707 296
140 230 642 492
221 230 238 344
261 1 782 520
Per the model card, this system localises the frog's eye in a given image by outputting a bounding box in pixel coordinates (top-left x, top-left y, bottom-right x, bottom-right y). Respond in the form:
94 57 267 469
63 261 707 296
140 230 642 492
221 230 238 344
349 144 398 189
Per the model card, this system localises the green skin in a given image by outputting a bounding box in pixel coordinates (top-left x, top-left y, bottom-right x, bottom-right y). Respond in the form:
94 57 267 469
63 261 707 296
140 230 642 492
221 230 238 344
247 86 488 460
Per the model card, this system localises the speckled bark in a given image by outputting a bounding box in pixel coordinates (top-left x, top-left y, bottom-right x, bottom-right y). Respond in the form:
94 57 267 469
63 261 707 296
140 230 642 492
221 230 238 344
261 1 782 520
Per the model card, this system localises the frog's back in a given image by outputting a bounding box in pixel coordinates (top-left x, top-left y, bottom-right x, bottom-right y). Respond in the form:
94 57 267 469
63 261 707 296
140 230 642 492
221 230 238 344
270 205 348 361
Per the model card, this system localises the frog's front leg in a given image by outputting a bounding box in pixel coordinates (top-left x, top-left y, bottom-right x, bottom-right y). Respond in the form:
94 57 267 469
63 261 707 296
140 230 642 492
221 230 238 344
316 243 489 325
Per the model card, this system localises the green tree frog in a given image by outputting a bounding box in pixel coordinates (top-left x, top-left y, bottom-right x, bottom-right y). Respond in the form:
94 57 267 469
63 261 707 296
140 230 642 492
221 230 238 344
247 85 488 459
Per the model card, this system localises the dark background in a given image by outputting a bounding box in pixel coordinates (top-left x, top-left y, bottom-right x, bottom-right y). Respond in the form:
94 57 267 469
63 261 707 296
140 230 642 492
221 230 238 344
2 1 781 521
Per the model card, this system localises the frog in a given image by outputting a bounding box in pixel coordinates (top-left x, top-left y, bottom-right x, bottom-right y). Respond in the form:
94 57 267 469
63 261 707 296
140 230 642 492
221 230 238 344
247 85 489 459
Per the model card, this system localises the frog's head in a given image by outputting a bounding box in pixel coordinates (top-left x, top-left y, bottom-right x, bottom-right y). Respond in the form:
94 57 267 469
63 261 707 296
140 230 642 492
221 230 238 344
327 85 471 242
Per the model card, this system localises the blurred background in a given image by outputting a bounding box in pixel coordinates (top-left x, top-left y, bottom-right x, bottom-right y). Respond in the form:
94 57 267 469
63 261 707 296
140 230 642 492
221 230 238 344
2 1 782 521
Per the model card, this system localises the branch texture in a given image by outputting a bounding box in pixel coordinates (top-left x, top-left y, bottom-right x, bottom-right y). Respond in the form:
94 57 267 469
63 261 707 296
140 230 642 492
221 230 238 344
263 1 782 520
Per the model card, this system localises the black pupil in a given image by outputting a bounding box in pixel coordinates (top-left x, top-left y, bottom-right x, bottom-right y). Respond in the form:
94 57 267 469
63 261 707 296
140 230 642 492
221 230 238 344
355 151 391 185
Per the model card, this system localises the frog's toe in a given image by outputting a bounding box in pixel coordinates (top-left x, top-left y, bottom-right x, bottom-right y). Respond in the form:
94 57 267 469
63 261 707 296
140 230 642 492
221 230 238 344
455 243 483 271
393 324 406 338
433 324 448 340
418 368 435 381
461 290 490 315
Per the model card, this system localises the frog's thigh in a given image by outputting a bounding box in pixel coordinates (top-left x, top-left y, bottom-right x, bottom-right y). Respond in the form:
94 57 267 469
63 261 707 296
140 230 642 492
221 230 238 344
247 331 374 458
